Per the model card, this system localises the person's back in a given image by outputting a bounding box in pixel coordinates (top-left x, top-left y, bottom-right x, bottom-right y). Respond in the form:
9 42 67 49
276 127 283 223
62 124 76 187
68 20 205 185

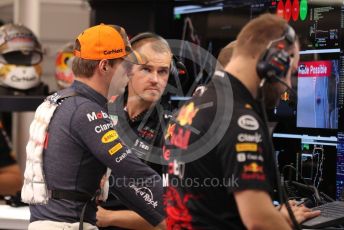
30 81 109 224
163 73 277 229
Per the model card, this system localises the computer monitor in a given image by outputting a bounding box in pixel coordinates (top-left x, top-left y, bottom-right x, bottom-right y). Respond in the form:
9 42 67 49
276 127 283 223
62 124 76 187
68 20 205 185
337 132 344 200
297 52 339 129
273 133 338 199
250 0 343 200
173 0 344 200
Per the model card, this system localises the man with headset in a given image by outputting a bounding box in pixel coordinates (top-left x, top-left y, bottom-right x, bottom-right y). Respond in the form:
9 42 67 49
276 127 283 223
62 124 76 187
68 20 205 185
97 33 174 229
163 13 320 229
107 32 174 173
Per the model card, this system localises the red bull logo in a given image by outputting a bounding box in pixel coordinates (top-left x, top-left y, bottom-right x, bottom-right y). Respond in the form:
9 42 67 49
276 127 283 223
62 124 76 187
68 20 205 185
177 102 199 126
165 123 176 140
243 163 263 173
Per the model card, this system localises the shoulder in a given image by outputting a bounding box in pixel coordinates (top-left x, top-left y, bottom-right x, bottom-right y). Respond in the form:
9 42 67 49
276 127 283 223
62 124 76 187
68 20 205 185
71 99 108 122
54 95 106 123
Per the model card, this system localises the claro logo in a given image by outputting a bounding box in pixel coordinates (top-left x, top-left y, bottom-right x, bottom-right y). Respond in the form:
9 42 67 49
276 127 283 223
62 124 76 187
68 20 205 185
87 111 109 122
104 49 123 55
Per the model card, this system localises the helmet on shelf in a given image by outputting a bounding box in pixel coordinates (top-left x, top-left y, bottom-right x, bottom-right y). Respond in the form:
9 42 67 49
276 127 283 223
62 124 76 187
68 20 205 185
55 42 75 89
0 23 43 90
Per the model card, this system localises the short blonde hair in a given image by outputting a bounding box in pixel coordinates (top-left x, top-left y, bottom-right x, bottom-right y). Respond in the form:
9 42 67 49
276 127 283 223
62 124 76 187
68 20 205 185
234 13 288 58
217 40 237 67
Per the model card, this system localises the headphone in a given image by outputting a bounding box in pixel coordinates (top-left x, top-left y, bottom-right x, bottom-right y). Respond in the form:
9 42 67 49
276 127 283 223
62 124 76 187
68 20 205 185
129 32 186 80
256 25 296 82
129 32 188 110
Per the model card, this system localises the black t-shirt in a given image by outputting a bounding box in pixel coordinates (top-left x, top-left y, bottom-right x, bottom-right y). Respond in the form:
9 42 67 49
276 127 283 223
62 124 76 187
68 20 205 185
100 93 169 229
108 93 169 175
163 71 277 229
0 121 15 168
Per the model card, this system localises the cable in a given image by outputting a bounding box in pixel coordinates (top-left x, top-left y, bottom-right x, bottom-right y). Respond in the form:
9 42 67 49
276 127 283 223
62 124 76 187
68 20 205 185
291 181 321 204
282 164 334 206
316 149 324 189
282 165 313 190
271 75 297 97
312 146 324 188
320 192 335 202
258 79 301 230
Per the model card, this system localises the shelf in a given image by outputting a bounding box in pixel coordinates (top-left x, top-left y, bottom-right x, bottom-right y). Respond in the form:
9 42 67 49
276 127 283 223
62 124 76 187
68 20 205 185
0 96 45 112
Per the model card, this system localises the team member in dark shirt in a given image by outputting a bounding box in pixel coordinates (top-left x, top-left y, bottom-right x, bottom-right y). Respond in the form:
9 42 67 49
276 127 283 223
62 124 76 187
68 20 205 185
163 13 319 229
97 33 172 229
25 24 165 230
0 120 22 196
109 32 172 173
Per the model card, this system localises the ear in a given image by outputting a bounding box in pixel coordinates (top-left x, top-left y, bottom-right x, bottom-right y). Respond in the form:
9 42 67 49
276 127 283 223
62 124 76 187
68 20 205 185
99 59 109 74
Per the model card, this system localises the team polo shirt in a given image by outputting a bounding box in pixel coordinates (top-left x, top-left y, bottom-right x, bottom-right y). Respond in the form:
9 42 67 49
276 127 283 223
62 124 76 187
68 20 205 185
163 72 278 229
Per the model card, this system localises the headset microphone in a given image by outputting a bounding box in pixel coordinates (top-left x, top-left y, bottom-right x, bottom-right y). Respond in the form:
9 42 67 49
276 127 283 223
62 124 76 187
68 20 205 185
272 75 297 97
257 24 298 106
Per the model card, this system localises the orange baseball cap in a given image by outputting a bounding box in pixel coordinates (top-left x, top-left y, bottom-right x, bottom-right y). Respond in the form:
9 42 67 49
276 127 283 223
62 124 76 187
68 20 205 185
74 23 146 64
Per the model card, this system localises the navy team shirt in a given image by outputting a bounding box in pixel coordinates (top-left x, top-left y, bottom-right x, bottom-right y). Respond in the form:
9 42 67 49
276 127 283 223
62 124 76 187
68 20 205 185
30 80 164 226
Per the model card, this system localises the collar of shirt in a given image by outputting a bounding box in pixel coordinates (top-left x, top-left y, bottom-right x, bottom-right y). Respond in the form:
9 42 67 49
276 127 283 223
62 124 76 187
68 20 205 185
224 71 263 116
71 80 107 108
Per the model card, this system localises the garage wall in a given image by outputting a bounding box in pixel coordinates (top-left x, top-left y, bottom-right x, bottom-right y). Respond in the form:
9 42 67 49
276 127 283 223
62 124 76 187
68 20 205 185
0 0 91 92
0 0 91 171
39 0 90 92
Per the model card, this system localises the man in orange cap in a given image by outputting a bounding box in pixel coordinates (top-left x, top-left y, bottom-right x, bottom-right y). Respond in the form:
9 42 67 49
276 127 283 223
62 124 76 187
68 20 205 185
22 24 165 230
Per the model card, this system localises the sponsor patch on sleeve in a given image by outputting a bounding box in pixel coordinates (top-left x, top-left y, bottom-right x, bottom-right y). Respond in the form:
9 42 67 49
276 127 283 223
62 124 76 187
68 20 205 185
237 153 246 162
241 162 266 181
108 142 123 155
243 163 263 173
237 115 259 130
235 143 258 152
237 133 262 143
101 130 119 143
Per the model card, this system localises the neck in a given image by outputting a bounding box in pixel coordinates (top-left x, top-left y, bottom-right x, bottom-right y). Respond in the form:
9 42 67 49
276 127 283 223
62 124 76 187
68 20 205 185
126 92 153 119
75 76 108 98
224 56 260 98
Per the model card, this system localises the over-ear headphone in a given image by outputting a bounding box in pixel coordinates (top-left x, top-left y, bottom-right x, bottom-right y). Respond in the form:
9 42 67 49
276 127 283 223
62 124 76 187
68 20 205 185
129 32 184 80
129 32 188 110
256 25 296 82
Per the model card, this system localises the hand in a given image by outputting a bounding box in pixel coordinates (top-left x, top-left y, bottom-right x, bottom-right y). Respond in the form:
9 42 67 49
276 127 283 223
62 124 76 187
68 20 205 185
97 169 111 203
96 206 115 227
99 175 106 189
280 200 321 226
